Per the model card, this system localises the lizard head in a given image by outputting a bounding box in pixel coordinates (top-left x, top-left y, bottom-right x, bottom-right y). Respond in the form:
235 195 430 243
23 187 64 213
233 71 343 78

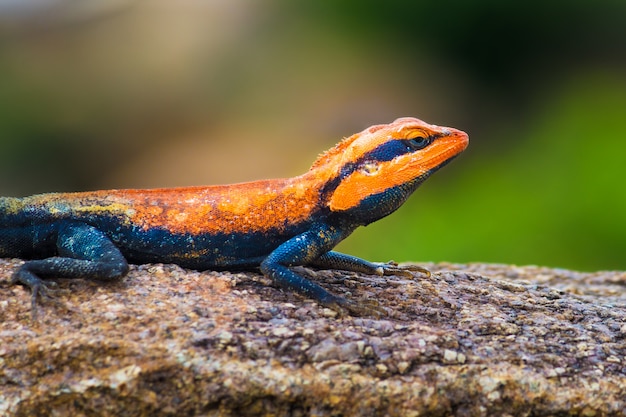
315 117 468 224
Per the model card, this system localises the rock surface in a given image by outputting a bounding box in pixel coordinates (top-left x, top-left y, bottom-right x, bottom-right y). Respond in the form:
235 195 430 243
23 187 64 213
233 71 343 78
1 258 626 416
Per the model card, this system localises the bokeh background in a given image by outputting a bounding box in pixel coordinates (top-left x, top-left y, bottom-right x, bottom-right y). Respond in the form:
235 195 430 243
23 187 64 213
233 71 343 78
1 0 625 271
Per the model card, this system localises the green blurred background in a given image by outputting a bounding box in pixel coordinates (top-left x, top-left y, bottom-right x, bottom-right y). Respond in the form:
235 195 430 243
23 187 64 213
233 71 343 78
1 0 625 271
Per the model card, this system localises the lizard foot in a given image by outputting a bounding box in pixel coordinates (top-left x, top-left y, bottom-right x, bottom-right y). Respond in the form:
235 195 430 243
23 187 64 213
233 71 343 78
377 261 431 278
10 270 67 321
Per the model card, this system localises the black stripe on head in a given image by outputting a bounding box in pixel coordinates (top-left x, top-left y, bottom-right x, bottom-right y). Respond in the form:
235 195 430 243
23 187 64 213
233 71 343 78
362 137 432 163
320 134 440 203
339 134 441 176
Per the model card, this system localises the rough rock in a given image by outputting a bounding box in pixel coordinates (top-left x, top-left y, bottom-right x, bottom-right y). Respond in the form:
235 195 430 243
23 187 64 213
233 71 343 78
1 259 626 416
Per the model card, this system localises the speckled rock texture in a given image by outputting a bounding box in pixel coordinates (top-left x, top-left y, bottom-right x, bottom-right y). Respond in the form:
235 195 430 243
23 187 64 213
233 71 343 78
1 259 626 416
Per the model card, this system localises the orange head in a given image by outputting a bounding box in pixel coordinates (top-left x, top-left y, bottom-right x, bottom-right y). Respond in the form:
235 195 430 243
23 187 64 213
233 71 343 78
312 117 468 224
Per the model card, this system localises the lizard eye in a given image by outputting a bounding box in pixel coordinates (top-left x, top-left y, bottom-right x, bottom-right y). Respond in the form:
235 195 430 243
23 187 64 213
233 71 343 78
406 136 432 150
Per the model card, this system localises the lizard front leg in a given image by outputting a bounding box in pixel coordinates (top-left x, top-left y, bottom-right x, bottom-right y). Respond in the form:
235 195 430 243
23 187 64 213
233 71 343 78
11 222 129 320
260 225 385 316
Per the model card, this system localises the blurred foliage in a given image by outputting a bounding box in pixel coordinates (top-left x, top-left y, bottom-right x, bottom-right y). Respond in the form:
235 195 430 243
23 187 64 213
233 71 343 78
341 72 626 271
1 0 625 271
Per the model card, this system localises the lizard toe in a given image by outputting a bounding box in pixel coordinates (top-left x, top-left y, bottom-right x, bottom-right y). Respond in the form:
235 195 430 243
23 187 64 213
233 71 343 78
380 261 431 278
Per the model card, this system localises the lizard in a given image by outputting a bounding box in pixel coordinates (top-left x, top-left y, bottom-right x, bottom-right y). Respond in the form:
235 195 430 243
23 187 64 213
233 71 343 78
0 117 468 319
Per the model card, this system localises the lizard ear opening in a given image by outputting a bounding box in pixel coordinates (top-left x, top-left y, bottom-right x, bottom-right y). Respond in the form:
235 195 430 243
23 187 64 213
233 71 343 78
358 161 380 176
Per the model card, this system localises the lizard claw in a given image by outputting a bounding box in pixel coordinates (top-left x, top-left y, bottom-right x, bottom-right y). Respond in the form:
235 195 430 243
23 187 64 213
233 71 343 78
11 270 67 321
30 282 69 322
377 261 431 278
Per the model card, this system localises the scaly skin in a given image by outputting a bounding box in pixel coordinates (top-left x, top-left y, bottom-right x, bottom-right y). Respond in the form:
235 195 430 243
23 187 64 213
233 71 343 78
0 117 468 319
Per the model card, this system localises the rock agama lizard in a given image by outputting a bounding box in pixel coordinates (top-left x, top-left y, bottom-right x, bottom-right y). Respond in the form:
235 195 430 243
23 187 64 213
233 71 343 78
0 117 468 318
